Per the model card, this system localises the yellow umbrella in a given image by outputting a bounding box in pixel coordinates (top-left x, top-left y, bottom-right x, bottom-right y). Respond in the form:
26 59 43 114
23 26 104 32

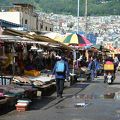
43 32 65 43
44 32 61 39
54 35 65 43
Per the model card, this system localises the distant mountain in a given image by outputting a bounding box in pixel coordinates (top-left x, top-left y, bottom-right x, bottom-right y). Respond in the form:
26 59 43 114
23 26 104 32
0 0 120 16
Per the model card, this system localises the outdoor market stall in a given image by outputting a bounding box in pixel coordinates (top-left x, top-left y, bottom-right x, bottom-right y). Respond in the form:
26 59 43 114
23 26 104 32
0 35 68 82
0 28 71 112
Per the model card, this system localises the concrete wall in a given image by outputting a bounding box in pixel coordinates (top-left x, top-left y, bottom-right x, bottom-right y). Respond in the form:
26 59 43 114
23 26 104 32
0 12 21 24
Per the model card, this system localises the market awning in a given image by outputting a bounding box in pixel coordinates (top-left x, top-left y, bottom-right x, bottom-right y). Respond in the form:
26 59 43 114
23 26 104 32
0 35 64 48
0 35 29 41
3 28 71 50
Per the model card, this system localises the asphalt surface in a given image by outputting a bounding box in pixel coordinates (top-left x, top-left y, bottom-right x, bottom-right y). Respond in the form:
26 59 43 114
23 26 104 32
1 72 120 120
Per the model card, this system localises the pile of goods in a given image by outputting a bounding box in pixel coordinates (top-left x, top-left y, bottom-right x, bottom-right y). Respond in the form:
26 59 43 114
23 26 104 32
12 76 32 85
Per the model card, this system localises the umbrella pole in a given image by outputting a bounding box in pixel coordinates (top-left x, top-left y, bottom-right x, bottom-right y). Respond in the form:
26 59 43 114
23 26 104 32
72 61 74 74
72 49 76 74
85 49 89 61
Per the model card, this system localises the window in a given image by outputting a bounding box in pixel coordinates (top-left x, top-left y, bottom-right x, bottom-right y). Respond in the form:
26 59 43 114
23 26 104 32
40 24 43 29
22 18 23 25
25 19 27 24
45 26 47 31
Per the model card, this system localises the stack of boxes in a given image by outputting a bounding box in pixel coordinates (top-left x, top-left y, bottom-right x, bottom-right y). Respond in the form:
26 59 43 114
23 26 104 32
15 99 31 112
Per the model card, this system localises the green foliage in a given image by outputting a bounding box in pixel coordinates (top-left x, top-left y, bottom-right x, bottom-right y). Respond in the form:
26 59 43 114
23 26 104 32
0 0 120 16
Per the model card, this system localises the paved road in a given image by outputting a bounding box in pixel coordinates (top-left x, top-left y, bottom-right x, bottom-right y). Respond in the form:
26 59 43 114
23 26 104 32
1 72 120 120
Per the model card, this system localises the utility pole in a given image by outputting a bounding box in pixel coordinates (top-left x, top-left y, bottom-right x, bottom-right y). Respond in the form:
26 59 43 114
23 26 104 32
77 0 79 34
72 0 80 74
85 0 88 37
85 0 89 62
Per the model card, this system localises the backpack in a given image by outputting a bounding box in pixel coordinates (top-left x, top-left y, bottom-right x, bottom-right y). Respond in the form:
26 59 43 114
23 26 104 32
56 61 65 73
90 61 95 70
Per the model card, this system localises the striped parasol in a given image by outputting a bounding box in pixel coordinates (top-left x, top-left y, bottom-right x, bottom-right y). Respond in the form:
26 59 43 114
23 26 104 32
63 33 92 47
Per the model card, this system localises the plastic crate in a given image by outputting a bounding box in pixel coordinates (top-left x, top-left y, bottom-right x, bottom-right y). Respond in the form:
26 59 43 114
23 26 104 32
15 103 28 112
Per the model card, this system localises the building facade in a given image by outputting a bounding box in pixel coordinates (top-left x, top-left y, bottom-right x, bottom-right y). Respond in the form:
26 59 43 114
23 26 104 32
0 3 53 32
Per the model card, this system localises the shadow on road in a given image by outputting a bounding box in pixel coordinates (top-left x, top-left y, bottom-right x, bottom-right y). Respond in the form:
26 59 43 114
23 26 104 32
110 82 120 85
0 105 15 116
89 80 102 83
30 96 56 110
30 82 90 111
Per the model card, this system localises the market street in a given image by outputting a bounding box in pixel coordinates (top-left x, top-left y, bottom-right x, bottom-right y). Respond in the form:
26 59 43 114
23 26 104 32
1 72 120 120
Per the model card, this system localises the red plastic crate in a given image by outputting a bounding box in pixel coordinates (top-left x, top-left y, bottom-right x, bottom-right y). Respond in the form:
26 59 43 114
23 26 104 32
16 103 28 112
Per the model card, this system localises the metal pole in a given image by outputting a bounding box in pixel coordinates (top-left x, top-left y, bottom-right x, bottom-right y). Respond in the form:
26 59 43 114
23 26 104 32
72 0 80 75
77 0 79 34
85 0 88 37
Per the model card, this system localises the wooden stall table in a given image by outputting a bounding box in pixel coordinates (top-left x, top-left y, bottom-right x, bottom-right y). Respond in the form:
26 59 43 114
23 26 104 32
28 76 56 96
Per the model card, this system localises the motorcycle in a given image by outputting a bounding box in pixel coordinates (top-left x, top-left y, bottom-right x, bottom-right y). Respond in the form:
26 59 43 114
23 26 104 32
104 61 115 84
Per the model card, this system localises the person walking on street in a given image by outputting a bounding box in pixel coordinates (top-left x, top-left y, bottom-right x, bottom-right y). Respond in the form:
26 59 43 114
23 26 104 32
114 55 119 72
88 57 95 81
52 55 69 98
94 58 100 78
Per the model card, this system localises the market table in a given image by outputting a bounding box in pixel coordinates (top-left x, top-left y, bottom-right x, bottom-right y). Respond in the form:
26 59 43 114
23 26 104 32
28 76 56 96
